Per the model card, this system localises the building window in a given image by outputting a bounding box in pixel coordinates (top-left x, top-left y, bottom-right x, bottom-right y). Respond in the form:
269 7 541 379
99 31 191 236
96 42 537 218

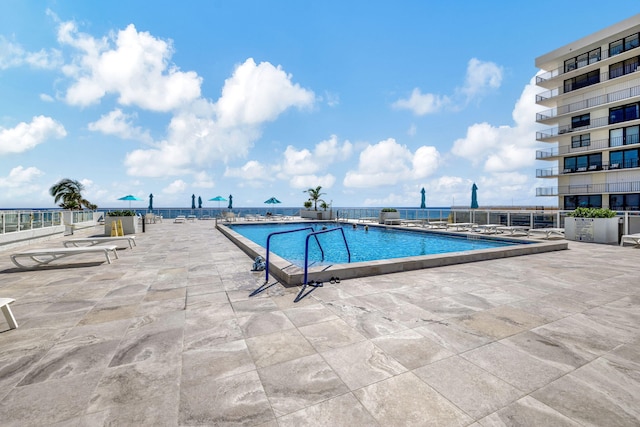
609 56 640 79
609 32 640 57
564 195 602 209
565 153 601 171
610 147 640 169
610 193 640 210
609 103 639 125
564 47 601 73
572 134 590 148
564 70 600 92
571 113 590 129
611 125 639 147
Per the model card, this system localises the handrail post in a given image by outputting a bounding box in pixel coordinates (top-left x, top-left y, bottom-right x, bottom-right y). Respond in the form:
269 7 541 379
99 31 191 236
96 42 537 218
264 227 315 282
303 227 351 285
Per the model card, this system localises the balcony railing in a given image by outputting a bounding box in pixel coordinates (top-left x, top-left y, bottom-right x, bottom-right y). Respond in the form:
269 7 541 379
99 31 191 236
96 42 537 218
536 42 639 84
537 158 640 177
537 136 640 159
537 116 611 140
536 180 640 196
536 65 640 103
536 85 640 122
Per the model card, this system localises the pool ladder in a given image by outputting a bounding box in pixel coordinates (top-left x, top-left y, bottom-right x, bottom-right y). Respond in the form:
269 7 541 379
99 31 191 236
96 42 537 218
251 226 351 302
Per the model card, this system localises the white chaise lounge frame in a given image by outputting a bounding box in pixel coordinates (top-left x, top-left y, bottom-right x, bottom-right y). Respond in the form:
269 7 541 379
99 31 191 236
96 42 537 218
0 298 18 329
528 228 565 239
10 245 119 269
63 236 136 249
620 233 640 247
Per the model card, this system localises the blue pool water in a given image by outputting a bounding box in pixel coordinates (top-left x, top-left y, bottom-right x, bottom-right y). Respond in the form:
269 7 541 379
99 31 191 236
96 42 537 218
228 222 521 267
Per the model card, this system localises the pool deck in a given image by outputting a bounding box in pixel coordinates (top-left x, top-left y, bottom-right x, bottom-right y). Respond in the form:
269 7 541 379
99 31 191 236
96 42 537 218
0 220 638 426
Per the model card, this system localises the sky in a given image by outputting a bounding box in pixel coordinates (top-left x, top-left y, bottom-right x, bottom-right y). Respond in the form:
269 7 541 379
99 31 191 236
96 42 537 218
0 1 638 209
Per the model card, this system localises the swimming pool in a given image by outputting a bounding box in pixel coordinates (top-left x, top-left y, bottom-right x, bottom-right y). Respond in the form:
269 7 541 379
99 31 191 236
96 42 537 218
228 222 518 266
217 221 569 287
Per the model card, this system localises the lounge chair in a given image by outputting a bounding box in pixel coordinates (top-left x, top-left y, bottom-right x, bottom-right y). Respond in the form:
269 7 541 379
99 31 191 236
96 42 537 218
63 236 136 249
496 226 530 236
10 245 119 269
174 215 186 223
0 298 18 329
445 222 477 231
528 228 565 239
620 233 640 247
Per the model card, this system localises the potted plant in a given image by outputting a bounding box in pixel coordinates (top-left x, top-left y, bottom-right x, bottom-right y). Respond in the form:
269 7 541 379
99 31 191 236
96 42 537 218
104 210 140 235
379 208 400 224
564 207 620 244
300 186 333 219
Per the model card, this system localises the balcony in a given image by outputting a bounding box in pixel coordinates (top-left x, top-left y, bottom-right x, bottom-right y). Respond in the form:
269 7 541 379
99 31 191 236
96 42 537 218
536 85 640 123
536 137 610 159
536 65 640 104
536 159 640 177
537 116 609 140
537 180 640 196
536 42 639 85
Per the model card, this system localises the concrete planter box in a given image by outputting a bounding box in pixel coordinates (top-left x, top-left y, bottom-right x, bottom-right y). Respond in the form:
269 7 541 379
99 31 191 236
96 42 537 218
564 217 620 244
379 211 400 224
300 210 332 220
105 216 139 235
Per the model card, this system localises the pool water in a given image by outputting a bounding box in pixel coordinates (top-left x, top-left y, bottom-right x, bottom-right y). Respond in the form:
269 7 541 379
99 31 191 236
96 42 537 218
229 222 520 267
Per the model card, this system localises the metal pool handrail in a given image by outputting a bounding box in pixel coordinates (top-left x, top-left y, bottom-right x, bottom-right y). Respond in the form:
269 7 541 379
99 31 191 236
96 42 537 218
265 226 316 282
303 227 351 285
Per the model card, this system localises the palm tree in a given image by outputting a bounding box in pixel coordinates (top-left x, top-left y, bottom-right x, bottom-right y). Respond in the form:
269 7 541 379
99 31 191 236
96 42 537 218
49 178 96 210
303 185 326 211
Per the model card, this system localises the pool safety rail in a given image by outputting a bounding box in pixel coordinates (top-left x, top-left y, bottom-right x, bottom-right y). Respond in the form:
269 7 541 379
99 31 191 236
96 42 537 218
249 225 352 302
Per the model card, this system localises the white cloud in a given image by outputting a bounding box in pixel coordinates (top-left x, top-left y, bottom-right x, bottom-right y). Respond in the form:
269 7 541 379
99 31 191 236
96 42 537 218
451 76 544 172
224 160 273 182
460 58 503 100
0 116 67 155
162 179 187 194
88 109 152 143
216 58 315 127
40 93 54 102
192 171 215 188
392 88 450 116
0 166 44 188
343 138 440 188
0 36 62 70
59 22 202 111
289 174 336 190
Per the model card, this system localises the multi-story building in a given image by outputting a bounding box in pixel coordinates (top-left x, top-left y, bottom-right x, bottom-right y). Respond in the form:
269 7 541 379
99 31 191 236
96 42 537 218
535 14 640 210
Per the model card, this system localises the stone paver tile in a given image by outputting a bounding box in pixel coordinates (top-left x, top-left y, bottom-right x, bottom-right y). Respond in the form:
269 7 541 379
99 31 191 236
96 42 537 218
462 342 567 394
180 369 274 425
282 303 339 327
322 340 406 390
354 372 472 427
298 318 366 352
371 329 453 370
81 389 179 427
532 357 640 426
0 371 102 427
258 354 349 417
183 317 244 351
277 392 378 426
414 319 493 354
237 310 295 338
478 395 581 427
246 328 316 368
414 356 524 419
182 340 255 382
451 305 547 340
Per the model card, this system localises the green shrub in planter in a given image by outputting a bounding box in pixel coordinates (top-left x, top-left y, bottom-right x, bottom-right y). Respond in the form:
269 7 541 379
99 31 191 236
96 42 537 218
381 208 397 212
106 210 136 217
567 207 616 218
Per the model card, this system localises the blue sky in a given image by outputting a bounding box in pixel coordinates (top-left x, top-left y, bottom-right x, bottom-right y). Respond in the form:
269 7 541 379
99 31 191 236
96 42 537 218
0 1 637 209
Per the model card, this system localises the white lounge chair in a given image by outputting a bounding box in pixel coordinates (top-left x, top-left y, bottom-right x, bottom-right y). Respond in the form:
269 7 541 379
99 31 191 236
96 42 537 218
446 223 477 231
63 236 136 249
10 245 119 269
620 233 640 247
174 215 186 223
0 298 18 329
496 226 530 237
528 228 565 239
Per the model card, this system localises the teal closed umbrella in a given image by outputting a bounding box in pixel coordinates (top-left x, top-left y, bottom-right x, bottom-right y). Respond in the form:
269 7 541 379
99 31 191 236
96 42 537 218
228 195 233 209
471 183 479 209
191 194 196 209
148 193 153 210
420 188 426 209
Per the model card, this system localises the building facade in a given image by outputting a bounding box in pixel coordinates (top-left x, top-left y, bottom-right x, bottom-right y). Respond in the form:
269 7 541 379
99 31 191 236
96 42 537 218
535 14 640 210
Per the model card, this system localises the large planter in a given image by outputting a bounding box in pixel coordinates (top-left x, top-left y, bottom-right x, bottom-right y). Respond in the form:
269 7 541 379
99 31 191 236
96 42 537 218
300 210 333 220
104 216 139 235
564 217 620 244
379 211 400 224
